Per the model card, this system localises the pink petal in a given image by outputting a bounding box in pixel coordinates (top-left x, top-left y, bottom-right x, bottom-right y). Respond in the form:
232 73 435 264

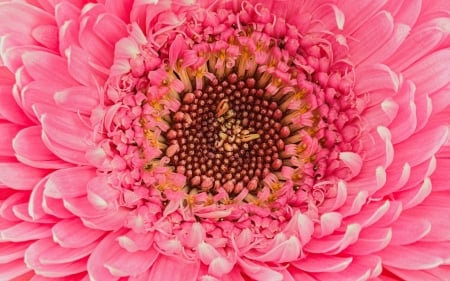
391 126 448 167
386 267 444 281
361 23 410 65
66 45 107 87
52 218 104 248
40 111 93 152
0 2 54 34
31 24 58 50
41 129 89 165
0 242 31 263
283 212 314 245
344 200 391 228
25 238 87 277
304 224 361 254
87 230 127 281
13 125 72 169
22 51 78 86
315 212 343 237
104 246 158 277
86 175 120 210
93 13 128 46
38 238 96 264
238 258 283 281
379 244 443 270
292 255 353 273
403 206 450 242
386 0 422 26
44 166 95 199
388 81 417 143
246 235 301 263
62 196 110 218
355 64 400 93
54 86 99 115
148 256 200 281
80 208 128 231
339 152 363 178
0 221 51 242
314 255 381 281
0 123 23 156
0 83 31 125
0 191 28 221
404 49 450 95
386 20 450 71
0 162 49 190
349 11 394 64
54 2 80 27
344 227 392 255
42 196 73 219
339 0 388 34
0 259 30 280
78 15 114 68
395 178 432 209
390 216 431 245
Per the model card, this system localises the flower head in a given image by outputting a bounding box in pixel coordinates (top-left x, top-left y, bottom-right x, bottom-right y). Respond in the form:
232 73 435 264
0 0 450 280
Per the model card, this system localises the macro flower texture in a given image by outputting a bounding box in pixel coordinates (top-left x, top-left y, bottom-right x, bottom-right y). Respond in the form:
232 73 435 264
0 0 450 280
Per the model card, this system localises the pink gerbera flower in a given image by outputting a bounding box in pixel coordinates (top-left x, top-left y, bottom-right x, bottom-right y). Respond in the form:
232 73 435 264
1 0 450 280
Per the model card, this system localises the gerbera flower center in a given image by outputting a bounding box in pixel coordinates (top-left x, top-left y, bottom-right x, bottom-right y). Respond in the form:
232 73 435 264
165 73 291 195
105 1 361 219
